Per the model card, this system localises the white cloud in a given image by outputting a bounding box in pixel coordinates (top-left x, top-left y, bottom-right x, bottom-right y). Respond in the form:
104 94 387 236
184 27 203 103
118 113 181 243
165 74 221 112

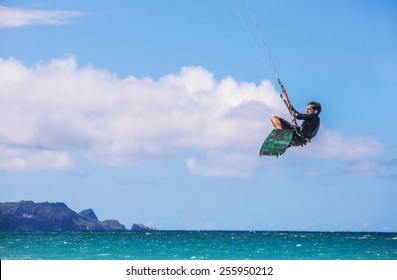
0 5 83 28
0 56 384 175
186 151 258 178
0 56 280 173
178 220 217 230
0 145 73 172
290 126 383 160
359 222 376 232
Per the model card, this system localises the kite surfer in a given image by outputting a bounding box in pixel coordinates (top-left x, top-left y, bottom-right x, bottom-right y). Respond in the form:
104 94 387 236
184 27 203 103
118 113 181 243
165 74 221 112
271 100 321 146
233 0 323 156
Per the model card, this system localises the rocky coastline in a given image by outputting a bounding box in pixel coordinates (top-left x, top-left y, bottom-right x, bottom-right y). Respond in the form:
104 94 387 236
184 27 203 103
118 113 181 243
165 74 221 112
0 201 156 231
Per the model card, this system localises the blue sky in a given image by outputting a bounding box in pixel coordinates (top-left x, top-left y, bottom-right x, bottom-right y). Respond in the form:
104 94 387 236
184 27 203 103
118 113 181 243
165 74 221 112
0 0 396 231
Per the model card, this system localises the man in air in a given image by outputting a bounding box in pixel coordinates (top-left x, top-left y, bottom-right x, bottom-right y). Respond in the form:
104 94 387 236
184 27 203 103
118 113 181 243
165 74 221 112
271 101 321 146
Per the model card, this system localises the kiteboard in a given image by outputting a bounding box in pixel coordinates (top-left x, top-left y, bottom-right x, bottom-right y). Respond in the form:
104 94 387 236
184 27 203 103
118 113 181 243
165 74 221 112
259 129 293 157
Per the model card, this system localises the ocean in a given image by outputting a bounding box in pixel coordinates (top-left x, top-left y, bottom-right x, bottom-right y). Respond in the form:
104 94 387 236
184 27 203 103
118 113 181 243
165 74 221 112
1 231 396 260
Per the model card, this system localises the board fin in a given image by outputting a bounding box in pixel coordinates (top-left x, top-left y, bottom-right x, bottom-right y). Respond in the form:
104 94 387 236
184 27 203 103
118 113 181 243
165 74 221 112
259 129 293 157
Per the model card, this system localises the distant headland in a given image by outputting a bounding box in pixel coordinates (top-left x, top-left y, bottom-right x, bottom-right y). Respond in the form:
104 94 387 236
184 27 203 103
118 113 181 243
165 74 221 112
0 201 156 231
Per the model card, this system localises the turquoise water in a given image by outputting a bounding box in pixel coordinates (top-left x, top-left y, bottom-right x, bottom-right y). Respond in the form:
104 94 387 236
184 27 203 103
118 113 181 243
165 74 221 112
1 231 396 260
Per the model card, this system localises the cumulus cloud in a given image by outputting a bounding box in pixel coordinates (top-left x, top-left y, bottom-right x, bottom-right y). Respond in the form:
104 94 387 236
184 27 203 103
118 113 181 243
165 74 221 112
0 56 281 173
186 151 258 177
178 220 217 230
0 56 384 175
291 126 383 160
0 5 83 28
0 145 73 172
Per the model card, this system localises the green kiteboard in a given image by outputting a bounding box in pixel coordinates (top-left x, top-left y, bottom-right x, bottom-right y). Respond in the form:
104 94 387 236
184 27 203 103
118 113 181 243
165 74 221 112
259 129 293 157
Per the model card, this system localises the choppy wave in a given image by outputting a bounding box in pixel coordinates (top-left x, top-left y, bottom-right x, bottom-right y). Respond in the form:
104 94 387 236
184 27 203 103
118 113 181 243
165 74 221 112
1 231 396 260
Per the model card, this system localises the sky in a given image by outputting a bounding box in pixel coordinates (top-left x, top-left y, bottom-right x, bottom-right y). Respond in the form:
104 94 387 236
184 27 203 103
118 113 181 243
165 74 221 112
0 0 396 232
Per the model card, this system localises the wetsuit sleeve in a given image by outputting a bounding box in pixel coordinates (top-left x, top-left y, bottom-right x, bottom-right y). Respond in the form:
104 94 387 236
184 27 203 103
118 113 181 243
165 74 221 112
293 110 318 120
292 109 320 140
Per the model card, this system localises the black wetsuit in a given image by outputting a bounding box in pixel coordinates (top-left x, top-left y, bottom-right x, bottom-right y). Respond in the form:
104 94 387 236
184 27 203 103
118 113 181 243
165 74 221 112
279 110 320 146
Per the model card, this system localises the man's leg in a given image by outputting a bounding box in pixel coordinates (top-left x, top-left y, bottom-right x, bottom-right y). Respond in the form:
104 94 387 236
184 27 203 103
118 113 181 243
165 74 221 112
271 116 283 129
271 116 294 130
